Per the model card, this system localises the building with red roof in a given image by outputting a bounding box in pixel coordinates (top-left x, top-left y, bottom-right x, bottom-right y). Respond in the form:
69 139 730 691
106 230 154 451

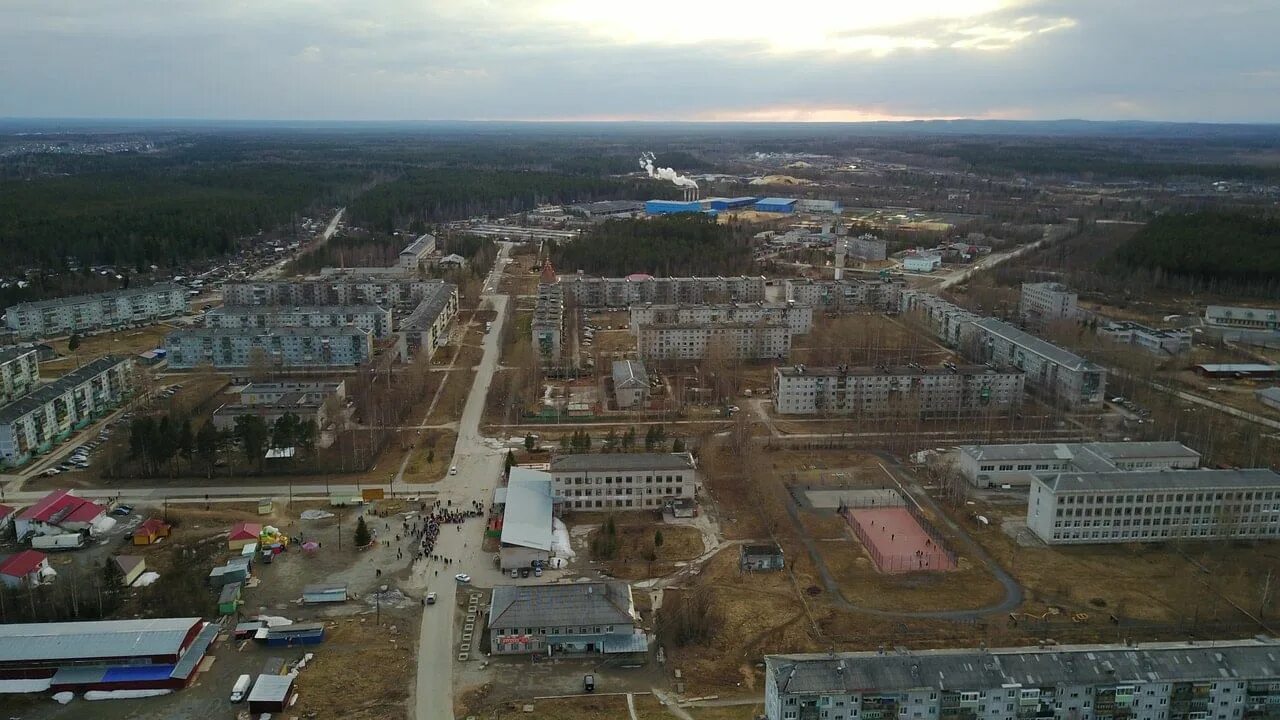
0 550 52 589
14 489 110 539
132 518 172 546
228 521 262 550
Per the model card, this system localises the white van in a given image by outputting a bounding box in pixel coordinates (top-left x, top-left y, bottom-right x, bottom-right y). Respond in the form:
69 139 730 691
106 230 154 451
230 674 252 703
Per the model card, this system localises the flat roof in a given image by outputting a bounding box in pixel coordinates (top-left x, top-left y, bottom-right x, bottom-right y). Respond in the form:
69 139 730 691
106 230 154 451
208 304 387 316
550 452 694 473
972 318 1100 373
501 474 553 551
755 197 798 205
247 673 295 703
1194 363 1279 373
778 364 1020 378
769 637 1280 695
1039 467 1280 494
0 617 201 664
489 582 633 629
961 441 1199 464
169 326 369 339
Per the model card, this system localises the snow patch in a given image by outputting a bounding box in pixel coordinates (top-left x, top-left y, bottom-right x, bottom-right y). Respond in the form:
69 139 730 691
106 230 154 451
300 510 334 520
132 571 161 587
52 691 74 704
0 678 52 694
552 518 575 559
85 689 172 701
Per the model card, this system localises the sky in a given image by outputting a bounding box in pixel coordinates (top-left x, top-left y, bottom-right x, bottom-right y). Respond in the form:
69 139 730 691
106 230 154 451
1 0 1277 123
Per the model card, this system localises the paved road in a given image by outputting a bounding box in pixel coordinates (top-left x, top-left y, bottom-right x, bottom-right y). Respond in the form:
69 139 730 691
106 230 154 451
413 244 513 720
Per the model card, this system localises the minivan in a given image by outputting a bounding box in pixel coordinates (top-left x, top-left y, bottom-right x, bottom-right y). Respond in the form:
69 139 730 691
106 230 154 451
230 674 252 703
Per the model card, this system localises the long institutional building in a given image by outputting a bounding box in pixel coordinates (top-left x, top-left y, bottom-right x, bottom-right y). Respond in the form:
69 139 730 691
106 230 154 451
774 364 1025 416
548 452 697 511
0 355 134 467
5 284 188 338
560 273 766 307
903 291 1106 408
1027 467 1280 545
958 441 1202 488
765 638 1280 720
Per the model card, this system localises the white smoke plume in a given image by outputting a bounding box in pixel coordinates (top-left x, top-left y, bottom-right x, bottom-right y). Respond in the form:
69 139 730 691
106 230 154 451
639 151 699 189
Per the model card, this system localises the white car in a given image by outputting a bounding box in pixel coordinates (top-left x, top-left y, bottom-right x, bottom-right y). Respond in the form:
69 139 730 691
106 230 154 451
454 573 471 584
450 466 458 475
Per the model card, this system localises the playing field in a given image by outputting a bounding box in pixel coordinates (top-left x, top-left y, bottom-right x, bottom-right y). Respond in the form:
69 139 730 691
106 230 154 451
846 507 957 574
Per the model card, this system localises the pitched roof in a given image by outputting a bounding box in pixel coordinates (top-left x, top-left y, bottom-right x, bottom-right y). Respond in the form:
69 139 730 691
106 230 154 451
0 550 47 577
229 521 262 540
17 489 104 525
134 518 171 536
113 555 145 576
488 582 634 629
501 475 553 551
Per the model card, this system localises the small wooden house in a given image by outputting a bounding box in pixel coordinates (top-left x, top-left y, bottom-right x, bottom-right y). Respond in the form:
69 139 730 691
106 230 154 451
132 518 172 546
113 555 147 587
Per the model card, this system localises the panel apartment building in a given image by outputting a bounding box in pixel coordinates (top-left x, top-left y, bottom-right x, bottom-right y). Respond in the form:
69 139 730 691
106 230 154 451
637 322 791 361
765 638 1280 720
901 290 983 346
165 327 373 369
631 302 814 336
0 347 39 405
0 356 134 467
786 278 904 313
560 274 766 308
5 284 189 338
533 282 565 364
1019 282 1078 326
969 318 1106 408
957 441 1201 488
1027 467 1280 545
774 364 1025 417
222 277 448 307
205 304 393 337
548 452 697 511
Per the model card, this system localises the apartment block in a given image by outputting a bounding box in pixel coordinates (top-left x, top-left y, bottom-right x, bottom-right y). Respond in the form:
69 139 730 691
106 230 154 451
1097 321 1192 356
164 327 373 369
774 364 1025 416
222 278 447 307
1020 282 1078 325
398 233 436 269
766 638 1280 720
969 318 1106 408
845 234 888 261
5 284 189 338
957 441 1201 488
787 278 903 313
560 274 766 308
0 356 133 467
533 282 564 364
1027 467 1280 544
0 347 39 405
548 452 697 511
205 304 393 337
212 381 344 431
637 322 790 361
631 302 813 336
901 290 983 346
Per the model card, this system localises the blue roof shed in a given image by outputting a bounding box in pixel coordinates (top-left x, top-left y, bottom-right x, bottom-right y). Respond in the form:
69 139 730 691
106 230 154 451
754 198 797 213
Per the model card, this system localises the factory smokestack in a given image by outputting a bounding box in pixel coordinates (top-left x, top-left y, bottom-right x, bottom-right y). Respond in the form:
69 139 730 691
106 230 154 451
639 152 699 199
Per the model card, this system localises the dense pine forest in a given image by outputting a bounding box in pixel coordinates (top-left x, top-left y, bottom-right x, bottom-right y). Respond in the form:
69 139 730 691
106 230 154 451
551 215 757 277
1113 211 1280 289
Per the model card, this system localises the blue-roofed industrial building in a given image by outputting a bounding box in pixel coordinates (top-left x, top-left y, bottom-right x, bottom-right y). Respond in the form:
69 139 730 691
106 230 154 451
645 200 706 215
704 197 757 211
754 198 797 213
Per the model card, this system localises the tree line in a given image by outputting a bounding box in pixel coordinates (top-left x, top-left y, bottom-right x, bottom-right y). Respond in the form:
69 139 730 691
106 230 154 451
551 215 756 277
1112 211 1280 288
125 410 317 477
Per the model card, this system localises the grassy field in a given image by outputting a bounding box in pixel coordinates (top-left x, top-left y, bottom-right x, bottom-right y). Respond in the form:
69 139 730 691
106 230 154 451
292 616 416 720
40 324 173 375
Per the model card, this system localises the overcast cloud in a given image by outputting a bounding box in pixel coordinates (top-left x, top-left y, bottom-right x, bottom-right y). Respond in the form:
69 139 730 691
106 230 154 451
1 0 1276 122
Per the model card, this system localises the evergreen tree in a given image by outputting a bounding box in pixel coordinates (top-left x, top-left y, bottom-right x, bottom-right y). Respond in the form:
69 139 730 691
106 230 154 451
195 421 219 477
354 516 372 548
524 434 536 452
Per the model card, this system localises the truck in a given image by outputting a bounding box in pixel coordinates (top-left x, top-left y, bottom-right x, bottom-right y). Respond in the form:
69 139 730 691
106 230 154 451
32 533 86 550
230 674 252 703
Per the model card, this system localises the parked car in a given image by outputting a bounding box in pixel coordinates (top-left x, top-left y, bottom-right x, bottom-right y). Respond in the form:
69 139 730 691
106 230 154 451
534 566 543 577
510 568 519 578
454 573 471 584
450 466 458 476
111 504 134 516
583 675 595 693
42 468 60 476
519 567 530 578
426 592 437 605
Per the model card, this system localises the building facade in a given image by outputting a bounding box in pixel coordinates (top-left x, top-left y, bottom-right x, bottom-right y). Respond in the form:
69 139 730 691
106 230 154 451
398 233 436 269
205 304 393 337
533 282 564 364
774 364 1025 417
1096 321 1192 356
211 380 344 431
786 278 903 313
766 638 1280 720
5 284 189 338
957 441 1202 488
1027 467 1280 544
164 327 372 369
902 253 942 272
560 274 766 308
0 356 133 467
549 452 697 511
637 322 791 361
969 318 1106 408
487 581 642 656
1203 305 1280 348
396 282 459 359
901 291 983 347
631 302 813 336
1020 282 1079 325
222 278 447 307
0 347 39 405
611 360 649 409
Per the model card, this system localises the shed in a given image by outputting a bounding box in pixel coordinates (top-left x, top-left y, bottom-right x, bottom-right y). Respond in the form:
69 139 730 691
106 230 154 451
113 555 147 587
228 521 262 550
739 542 785 572
264 622 325 647
754 197 797 214
302 583 348 604
132 518 171 546
1192 363 1280 379
218 582 243 615
247 673 296 713
257 498 273 515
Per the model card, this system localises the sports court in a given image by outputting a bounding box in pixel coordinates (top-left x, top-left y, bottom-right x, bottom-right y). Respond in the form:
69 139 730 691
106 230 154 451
845 506 957 574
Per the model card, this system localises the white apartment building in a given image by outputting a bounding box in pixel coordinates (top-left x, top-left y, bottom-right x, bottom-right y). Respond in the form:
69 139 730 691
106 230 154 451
548 452 697 511
637 322 791 361
1096 321 1192 356
1027 467 1280 544
396 282 458 359
901 290 983 346
205 304 393 337
0 347 39 405
222 278 446 307
398 233 436 269
774 364 1025 417
1020 282 1079 325
0 356 133 467
957 441 1201 488
165 326 373 369
560 274 766 308
969 318 1106 408
630 302 813 336
786 278 902 313
533 283 564 364
766 638 1280 720
5 284 189 338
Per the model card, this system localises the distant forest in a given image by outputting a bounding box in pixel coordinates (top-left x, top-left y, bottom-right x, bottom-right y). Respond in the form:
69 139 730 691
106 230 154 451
551 216 756 277
945 142 1280 182
1112 212 1280 288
